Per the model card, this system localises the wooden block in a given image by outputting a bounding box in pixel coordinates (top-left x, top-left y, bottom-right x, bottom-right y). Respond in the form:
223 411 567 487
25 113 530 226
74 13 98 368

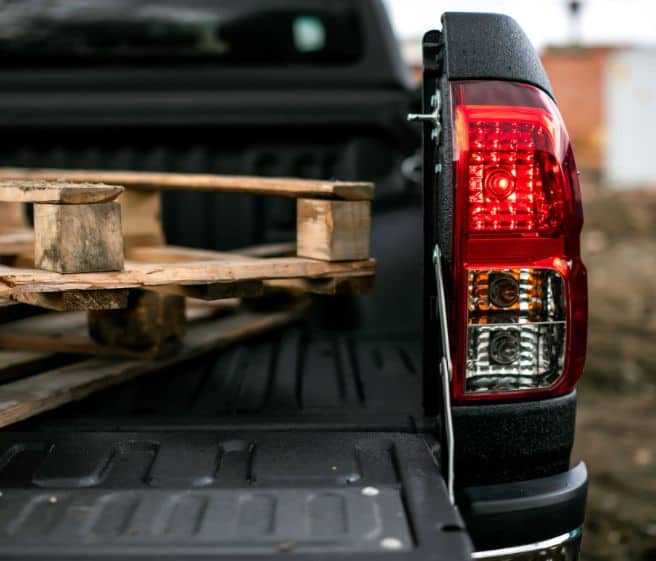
119 190 165 247
88 290 186 351
297 199 371 261
34 202 124 273
12 289 128 311
0 202 28 230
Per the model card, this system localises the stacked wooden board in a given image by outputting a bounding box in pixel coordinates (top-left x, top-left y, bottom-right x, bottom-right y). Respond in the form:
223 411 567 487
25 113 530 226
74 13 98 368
0 168 375 427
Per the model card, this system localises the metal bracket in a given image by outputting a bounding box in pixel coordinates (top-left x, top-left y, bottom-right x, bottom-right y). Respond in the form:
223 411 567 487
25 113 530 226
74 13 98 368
433 244 455 504
407 91 442 150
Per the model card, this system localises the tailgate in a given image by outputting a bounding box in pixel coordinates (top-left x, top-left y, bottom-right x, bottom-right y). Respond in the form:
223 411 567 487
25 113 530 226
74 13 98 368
0 430 470 560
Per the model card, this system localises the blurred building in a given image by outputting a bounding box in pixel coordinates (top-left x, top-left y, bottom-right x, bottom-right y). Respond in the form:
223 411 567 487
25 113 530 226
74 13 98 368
543 45 656 189
541 46 613 173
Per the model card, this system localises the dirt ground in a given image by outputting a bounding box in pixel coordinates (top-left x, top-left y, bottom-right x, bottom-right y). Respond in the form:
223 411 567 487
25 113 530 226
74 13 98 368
574 180 656 561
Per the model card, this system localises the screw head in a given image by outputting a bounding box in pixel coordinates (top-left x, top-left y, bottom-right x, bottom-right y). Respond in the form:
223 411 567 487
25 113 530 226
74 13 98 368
381 537 404 550
361 486 379 497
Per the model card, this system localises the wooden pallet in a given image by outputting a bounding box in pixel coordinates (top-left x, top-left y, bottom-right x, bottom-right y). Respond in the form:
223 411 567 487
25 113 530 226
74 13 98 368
0 169 373 426
0 168 374 300
0 168 374 358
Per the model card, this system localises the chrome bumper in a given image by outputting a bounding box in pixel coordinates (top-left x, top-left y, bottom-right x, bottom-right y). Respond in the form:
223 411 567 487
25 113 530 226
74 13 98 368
473 528 582 561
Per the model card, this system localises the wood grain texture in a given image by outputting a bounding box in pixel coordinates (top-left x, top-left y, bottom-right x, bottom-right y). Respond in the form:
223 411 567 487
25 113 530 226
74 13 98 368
12 289 128 311
0 299 235 358
0 230 34 257
0 300 308 427
296 199 371 261
0 202 29 229
119 189 165 247
0 168 373 201
0 256 375 297
0 179 122 204
0 203 33 257
0 350 63 385
34 202 124 273
88 291 186 352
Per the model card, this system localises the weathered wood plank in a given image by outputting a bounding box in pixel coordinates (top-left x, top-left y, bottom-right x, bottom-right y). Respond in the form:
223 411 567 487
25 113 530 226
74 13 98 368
0 179 123 204
34 202 124 273
12 289 128 311
0 298 241 358
297 199 371 261
0 257 375 297
0 168 373 201
0 350 64 385
0 301 307 427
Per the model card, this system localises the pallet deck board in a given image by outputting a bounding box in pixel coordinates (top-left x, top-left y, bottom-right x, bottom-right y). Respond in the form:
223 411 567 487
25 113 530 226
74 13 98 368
0 169 374 201
0 179 123 204
0 301 307 428
0 300 242 358
0 257 375 298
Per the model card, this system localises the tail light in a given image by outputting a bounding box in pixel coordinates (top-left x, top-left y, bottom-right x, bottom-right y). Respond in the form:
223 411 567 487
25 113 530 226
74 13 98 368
450 80 587 403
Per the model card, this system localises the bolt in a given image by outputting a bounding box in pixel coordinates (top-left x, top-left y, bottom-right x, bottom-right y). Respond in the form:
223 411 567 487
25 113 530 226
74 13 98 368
381 537 404 550
435 164 443 174
361 486 379 497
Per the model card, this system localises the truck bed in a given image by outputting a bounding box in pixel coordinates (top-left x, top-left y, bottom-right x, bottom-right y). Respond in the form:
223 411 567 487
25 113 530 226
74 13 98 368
0 325 472 560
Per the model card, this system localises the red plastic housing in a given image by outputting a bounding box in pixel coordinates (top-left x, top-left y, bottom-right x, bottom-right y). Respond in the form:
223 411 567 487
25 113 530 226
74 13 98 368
450 80 587 403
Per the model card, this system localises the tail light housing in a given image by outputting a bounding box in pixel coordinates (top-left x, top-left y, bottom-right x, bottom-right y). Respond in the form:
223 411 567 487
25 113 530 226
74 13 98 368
450 80 587 403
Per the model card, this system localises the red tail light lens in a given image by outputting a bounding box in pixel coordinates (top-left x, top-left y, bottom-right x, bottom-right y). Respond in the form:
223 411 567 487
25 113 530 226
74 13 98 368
451 81 587 403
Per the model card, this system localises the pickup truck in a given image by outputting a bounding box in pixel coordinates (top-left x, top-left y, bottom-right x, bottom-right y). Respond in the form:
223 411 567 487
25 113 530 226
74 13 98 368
0 2 588 560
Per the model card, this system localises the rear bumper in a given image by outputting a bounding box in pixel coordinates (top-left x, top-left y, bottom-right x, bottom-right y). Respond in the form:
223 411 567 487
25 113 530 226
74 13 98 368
458 462 587 553
473 528 581 560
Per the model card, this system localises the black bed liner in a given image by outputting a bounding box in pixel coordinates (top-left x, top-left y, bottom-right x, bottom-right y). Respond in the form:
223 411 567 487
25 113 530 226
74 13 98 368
0 431 470 559
23 325 427 433
0 326 472 560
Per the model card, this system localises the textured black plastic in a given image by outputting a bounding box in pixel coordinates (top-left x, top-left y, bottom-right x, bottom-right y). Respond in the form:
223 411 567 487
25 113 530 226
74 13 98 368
452 392 578 486
26 327 425 432
0 431 472 560
442 12 554 99
459 462 588 549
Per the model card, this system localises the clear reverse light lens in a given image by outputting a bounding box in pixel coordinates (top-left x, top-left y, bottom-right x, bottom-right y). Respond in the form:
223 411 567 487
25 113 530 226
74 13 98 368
465 268 566 393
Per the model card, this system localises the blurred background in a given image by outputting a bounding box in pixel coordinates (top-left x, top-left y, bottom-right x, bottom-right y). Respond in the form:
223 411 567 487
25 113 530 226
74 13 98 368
0 1 653 559
387 2 656 560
